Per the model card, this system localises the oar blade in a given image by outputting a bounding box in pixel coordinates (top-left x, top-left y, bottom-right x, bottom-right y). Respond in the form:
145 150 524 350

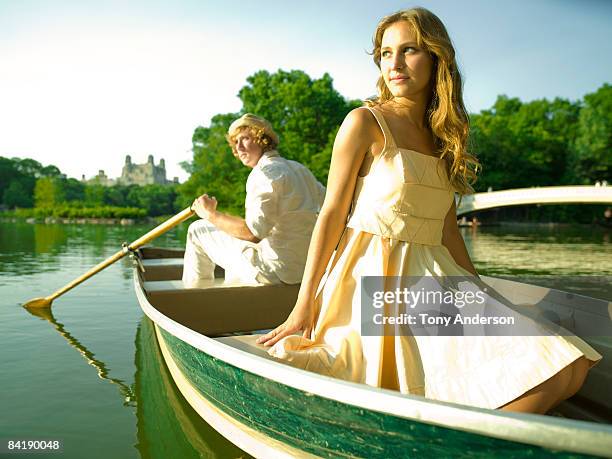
23 297 52 309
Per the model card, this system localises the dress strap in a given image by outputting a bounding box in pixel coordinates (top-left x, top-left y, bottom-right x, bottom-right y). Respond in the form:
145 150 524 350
362 106 397 152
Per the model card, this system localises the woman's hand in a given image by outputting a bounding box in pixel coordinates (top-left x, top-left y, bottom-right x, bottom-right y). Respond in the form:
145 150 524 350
256 299 316 347
192 194 217 220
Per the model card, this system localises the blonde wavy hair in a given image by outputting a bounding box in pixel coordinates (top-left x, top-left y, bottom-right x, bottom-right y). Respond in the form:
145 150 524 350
368 7 480 194
226 126 277 157
226 114 279 157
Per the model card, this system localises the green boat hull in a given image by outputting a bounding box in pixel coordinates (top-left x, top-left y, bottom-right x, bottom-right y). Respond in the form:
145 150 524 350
135 317 248 458
158 326 598 459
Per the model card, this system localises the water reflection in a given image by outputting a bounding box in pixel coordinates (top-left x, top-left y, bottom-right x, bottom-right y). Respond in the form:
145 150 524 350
22 302 249 457
134 317 248 459
461 225 612 277
25 306 137 406
0 222 190 277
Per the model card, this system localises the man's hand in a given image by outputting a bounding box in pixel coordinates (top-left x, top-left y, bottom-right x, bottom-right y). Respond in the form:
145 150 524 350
191 194 259 242
192 194 218 220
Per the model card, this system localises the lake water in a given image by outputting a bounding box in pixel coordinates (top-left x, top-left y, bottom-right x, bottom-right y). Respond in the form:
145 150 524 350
0 221 610 458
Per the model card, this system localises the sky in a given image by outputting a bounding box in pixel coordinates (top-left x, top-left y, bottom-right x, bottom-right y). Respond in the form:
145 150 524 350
1 0 611 183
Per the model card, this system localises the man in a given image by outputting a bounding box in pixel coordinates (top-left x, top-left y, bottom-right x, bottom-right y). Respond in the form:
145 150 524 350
182 113 325 286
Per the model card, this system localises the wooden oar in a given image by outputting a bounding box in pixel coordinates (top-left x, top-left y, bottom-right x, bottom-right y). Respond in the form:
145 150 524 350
23 206 195 309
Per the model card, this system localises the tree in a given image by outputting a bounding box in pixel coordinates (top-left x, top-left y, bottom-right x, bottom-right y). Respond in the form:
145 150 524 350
0 157 20 203
180 69 359 215
40 165 62 177
62 178 85 202
239 70 359 181
469 95 580 191
104 185 129 207
13 158 43 177
179 112 246 215
3 181 33 208
34 177 65 208
127 184 178 216
1 157 66 208
570 83 612 183
84 184 106 206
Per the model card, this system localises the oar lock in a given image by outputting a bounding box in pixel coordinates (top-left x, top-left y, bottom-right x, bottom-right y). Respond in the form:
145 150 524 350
122 242 145 273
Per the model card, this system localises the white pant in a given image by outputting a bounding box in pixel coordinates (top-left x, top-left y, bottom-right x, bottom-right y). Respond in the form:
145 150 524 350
182 219 279 287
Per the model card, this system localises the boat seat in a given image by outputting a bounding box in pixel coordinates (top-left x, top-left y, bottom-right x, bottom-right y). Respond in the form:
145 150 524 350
215 334 282 362
142 258 184 267
140 257 224 281
144 278 262 292
143 279 299 336
141 258 184 281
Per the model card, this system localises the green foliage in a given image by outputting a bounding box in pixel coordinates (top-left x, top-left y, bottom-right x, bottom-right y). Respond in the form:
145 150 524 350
239 70 358 178
34 177 66 208
0 156 179 217
0 157 35 208
104 185 129 207
62 178 85 202
13 158 44 177
126 184 179 216
180 69 358 215
10 205 147 219
570 83 612 183
470 95 580 191
179 113 245 215
3 181 32 208
85 184 106 206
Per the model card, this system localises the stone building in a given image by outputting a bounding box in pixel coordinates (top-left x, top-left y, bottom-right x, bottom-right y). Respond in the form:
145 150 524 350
82 170 115 187
119 155 170 186
82 155 178 186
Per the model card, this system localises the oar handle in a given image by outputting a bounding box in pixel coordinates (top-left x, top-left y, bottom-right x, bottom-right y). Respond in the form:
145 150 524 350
128 206 195 249
46 206 195 303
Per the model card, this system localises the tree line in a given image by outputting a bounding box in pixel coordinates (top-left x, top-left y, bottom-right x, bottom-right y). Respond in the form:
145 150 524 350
1 70 610 222
0 157 178 218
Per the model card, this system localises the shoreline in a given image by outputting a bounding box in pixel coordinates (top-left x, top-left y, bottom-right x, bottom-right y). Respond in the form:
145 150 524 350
0 215 604 228
0 216 166 225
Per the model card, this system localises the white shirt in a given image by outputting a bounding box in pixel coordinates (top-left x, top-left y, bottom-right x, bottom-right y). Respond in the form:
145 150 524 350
243 150 325 284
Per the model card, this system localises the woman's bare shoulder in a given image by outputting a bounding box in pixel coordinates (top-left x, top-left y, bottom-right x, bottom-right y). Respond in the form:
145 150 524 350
339 107 382 145
343 106 377 128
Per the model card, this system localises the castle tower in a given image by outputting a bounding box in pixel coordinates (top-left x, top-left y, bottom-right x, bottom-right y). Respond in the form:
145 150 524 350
116 155 170 186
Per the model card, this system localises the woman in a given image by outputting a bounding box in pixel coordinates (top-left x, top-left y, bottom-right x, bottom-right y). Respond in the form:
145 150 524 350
257 7 601 413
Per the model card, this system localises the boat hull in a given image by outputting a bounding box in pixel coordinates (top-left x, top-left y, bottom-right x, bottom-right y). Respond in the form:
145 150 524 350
154 323 601 458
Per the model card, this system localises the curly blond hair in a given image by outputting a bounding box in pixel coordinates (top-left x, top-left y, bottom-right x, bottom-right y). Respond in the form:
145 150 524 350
226 126 277 157
368 7 480 194
226 114 279 157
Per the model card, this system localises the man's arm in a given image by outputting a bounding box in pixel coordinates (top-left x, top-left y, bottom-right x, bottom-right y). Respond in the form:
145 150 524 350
209 211 260 243
192 194 260 243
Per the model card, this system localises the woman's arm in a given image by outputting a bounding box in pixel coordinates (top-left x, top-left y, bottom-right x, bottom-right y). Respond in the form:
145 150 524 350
257 108 378 346
441 199 479 277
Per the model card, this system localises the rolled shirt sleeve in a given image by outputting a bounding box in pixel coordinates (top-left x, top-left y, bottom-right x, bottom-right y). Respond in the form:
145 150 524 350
245 164 284 240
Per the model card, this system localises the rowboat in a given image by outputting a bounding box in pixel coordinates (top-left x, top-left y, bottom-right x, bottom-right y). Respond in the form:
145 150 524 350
133 247 612 458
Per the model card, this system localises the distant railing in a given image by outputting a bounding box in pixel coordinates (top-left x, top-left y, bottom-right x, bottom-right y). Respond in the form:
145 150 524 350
456 185 612 216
